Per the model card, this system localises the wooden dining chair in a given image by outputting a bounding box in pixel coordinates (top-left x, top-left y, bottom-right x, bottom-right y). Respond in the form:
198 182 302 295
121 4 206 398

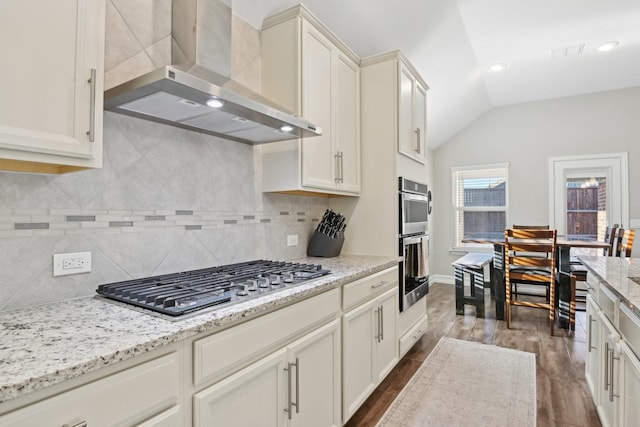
615 229 635 257
603 225 619 256
505 228 557 335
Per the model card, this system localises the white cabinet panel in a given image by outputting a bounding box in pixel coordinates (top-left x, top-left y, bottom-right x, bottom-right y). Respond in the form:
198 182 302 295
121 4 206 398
0 0 104 173
0 353 180 427
342 287 398 422
261 6 360 196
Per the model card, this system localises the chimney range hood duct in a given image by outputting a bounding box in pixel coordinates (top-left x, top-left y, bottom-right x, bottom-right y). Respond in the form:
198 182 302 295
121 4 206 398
104 0 321 144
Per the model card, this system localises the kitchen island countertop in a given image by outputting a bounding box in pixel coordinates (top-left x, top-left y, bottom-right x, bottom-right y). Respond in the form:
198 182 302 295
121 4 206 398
578 256 640 317
0 254 401 404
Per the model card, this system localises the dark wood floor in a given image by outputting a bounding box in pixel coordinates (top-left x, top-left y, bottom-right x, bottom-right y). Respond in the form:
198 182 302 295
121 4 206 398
344 282 602 427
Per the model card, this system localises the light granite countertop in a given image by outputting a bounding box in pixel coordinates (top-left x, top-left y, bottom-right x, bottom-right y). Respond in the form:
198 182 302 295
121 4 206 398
0 254 401 404
578 256 640 317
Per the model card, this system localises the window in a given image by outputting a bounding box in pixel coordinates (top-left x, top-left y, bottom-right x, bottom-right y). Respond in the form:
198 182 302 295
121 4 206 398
452 164 509 249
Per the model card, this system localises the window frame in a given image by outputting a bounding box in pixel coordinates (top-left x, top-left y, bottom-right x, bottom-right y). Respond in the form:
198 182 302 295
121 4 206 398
451 163 510 251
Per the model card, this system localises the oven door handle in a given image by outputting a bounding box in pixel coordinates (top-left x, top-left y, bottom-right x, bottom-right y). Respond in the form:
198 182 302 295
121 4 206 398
402 234 427 245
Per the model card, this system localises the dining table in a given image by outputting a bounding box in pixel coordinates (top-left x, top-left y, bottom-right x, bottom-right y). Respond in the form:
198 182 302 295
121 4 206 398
461 237 611 329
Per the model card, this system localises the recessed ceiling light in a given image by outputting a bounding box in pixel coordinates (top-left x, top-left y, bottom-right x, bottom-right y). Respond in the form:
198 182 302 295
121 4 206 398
596 41 619 52
489 63 508 72
206 97 224 108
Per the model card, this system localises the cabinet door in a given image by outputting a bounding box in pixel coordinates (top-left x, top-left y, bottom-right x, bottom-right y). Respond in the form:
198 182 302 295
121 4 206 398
301 21 334 190
413 80 427 163
585 295 601 403
342 299 376 421
335 53 361 193
374 288 399 383
288 319 341 427
597 312 620 427
0 0 104 170
193 348 288 427
621 342 640 427
397 64 414 160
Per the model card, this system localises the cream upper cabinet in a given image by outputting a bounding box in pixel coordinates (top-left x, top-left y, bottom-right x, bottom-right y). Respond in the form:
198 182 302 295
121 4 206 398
261 5 361 196
398 61 427 164
0 0 105 174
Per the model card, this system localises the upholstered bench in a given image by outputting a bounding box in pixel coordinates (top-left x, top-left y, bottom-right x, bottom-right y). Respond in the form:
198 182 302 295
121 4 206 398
452 253 494 318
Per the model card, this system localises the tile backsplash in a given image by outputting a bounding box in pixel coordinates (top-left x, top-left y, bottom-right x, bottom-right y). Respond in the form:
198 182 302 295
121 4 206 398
0 2 328 311
0 113 328 312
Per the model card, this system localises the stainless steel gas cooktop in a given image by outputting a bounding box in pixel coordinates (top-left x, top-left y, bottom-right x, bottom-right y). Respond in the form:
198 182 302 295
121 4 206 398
96 260 330 320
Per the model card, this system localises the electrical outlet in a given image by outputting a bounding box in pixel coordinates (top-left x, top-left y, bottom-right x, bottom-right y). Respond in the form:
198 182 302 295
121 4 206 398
287 234 299 247
629 219 640 229
53 252 92 276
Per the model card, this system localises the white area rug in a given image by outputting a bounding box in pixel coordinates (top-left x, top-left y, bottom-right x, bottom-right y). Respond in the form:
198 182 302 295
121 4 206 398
376 337 536 427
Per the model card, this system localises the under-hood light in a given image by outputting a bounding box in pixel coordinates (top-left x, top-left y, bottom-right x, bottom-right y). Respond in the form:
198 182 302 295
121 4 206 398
595 41 619 52
280 125 294 132
206 98 225 108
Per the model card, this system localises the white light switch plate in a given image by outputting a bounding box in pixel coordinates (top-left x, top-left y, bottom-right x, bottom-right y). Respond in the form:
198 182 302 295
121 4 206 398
629 219 640 229
53 252 92 276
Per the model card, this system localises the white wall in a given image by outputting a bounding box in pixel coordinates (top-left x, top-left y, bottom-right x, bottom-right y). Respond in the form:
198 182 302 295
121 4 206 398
430 86 640 278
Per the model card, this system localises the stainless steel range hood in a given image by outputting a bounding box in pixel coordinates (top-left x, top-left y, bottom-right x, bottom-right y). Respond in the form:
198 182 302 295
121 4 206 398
104 0 321 144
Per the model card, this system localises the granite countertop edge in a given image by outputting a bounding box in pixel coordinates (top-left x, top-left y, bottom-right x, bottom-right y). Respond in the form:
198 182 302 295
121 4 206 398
0 254 401 404
577 256 640 318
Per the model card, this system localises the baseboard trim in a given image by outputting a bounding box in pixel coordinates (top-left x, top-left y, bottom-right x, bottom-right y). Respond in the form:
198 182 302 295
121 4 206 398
430 274 454 285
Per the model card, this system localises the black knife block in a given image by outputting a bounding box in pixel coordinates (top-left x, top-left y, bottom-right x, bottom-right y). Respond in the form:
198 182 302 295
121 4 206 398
307 230 345 257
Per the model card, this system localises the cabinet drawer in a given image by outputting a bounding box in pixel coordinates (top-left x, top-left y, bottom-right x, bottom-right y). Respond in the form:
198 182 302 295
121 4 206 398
193 288 339 386
342 266 398 311
598 284 618 324
0 353 180 427
399 315 428 357
619 304 640 359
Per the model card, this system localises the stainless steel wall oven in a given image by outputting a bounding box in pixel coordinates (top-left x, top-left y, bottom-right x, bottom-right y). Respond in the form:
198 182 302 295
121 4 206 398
398 177 431 311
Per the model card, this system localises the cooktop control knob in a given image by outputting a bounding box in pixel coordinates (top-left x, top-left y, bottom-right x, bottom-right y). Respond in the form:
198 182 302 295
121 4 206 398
246 279 258 291
283 272 294 283
257 277 270 288
270 274 281 285
236 284 249 296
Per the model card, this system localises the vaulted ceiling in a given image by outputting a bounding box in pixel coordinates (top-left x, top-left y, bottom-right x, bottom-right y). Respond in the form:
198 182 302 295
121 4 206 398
233 0 640 149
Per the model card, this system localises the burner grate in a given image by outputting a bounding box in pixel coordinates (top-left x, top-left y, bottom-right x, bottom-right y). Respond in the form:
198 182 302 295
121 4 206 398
96 260 330 318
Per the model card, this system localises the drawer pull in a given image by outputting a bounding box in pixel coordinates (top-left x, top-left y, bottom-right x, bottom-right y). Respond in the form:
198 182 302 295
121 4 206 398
371 280 388 289
63 422 87 427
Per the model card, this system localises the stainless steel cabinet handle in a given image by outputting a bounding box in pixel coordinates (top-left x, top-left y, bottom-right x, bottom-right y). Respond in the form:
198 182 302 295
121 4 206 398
87 68 96 142
293 357 300 414
609 351 619 402
414 128 421 154
284 362 293 419
370 280 387 289
604 342 609 391
587 315 595 351
337 151 344 184
334 152 340 183
380 305 384 341
374 307 381 343
63 422 87 427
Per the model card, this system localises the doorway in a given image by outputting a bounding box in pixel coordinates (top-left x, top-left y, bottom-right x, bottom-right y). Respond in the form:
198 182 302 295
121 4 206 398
549 153 629 246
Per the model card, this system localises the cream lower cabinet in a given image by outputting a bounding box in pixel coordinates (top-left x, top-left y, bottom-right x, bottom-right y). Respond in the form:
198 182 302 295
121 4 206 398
193 319 341 427
597 310 621 427
261 5 360 196
586 295 602 401
0 352 181 427
342 286 398 421
586 283 640 427
0 0 105 174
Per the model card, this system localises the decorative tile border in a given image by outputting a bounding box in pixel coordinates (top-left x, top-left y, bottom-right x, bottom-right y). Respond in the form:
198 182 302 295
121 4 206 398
0 209 322 238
